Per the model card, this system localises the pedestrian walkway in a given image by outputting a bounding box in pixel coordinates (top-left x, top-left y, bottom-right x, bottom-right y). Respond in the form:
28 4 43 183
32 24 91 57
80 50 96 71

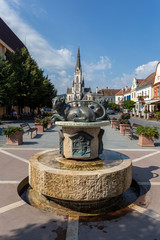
0 120 160 239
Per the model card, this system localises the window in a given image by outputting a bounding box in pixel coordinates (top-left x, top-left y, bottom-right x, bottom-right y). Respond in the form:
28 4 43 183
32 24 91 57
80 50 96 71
134 92 136 98
158 88 159 97
154 88 157 97
148 90 149 96
118 97 120 101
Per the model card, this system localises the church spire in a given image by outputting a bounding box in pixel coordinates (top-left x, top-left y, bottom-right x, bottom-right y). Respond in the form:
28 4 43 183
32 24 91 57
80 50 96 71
75 48 82 72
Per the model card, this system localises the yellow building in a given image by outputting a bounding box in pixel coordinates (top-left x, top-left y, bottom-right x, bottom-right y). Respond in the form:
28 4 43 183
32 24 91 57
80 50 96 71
131 77 143 102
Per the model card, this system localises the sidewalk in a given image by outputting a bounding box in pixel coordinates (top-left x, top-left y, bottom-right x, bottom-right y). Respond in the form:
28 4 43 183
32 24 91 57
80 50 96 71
0 121 160 239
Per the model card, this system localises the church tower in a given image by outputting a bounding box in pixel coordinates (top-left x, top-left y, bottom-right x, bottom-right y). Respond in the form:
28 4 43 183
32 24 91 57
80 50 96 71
66 48 92 104
73 48 82 100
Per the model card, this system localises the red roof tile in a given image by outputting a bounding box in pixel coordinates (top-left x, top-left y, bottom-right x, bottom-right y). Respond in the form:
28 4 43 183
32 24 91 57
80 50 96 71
138 72 155 89
92 88 120 96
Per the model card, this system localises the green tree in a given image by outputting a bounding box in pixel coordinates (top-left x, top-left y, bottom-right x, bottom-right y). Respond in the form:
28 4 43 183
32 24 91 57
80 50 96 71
123 100 135 110
108 103 120 111
3 48 57 113
0 58 15 111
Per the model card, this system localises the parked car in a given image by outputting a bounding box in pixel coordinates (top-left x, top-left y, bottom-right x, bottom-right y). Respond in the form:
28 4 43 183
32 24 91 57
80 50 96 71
106 107 115 114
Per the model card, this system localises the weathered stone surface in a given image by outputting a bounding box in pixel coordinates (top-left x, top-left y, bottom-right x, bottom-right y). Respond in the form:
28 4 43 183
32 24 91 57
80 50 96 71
62 127 100 159
29 150 132 202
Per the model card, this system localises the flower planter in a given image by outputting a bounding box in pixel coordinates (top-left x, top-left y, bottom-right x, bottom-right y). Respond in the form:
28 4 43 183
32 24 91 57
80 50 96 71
138 134 154 147
111 120 119 128
6 131 23 145
120 124 130 134
35 123 44 133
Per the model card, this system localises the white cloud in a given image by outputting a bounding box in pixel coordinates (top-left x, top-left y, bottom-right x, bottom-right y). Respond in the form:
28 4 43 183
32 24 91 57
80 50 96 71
111 61 158 90
82 56 112 91
135 61 158 79
83 56 111 75
111 73 134 89
0 0 74 93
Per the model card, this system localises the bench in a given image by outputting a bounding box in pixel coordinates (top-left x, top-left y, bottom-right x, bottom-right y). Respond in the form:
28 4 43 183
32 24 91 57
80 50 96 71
20 123 37 139
129 123 142 139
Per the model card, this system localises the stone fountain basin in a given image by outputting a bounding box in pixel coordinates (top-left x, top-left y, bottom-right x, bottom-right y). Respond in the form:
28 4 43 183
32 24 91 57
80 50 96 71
29 149 132 202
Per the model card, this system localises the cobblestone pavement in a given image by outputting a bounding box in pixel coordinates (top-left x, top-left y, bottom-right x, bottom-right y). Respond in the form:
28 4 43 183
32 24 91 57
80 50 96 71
0 120 160 240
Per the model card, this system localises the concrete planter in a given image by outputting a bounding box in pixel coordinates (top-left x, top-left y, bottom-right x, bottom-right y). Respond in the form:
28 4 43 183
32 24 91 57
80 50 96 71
138 134 154 147
35 123 44 133
120 124 130 134
111 120 119 128
6 131 23 145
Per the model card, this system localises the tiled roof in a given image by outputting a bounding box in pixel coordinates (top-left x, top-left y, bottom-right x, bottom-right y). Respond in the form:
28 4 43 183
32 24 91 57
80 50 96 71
115 88 125 96
124 87 131 94
137 79 143 85
138 72 156 89
93 88 120 96
0 18 26 51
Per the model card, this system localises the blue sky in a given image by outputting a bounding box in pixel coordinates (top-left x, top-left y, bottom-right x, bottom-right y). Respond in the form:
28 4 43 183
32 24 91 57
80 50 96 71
0 0 160 94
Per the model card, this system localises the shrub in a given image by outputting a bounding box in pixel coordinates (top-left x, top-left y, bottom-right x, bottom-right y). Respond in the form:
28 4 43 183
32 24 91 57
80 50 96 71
112 117 117 120
136 126 159 139
119 119 130 124
118 113 130 124
34 117 50 128
155 112 160 121
2 126 23 137
120 113 130 120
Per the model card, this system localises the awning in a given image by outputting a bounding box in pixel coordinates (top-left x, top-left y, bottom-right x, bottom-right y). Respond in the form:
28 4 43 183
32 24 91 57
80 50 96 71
145 99 160 104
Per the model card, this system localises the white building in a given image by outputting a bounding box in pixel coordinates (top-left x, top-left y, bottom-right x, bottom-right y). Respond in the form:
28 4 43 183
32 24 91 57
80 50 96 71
66 48 92 103
136 72 155 113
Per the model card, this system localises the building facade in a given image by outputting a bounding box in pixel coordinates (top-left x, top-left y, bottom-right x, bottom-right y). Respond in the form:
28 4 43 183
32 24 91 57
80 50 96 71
66 49 92 103
0 18 25 59
131 78 143 102
123 87 131 101
92 87 120 103
136 72 155 113
115 88 125 104
152 62 160 111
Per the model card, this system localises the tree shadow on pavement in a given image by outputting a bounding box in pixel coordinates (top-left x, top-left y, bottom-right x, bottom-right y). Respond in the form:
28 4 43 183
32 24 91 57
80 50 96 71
0 219 67 240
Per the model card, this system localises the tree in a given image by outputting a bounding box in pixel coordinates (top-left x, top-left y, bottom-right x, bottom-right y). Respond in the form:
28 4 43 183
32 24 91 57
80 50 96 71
123 100 135 110
0 58 16 112
3 48 57 113
108 103 120 111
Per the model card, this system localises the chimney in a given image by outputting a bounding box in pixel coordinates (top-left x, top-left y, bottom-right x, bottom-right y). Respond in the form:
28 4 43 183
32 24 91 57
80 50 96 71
96 86 98 94
106 86 108 89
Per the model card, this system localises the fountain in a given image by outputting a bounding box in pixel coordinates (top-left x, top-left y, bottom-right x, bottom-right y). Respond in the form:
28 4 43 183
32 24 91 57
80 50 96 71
19 98 137 216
